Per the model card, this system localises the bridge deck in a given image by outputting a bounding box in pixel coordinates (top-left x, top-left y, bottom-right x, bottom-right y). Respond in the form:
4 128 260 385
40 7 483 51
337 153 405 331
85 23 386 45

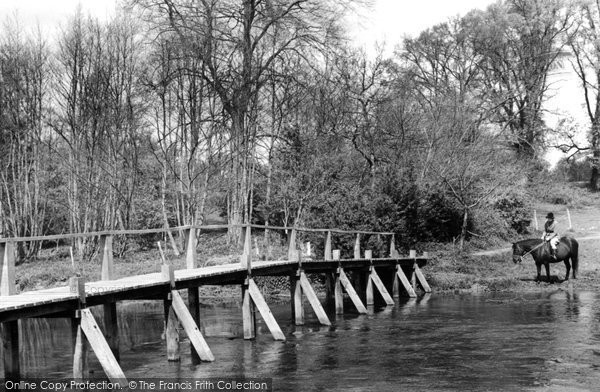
0 257 425 323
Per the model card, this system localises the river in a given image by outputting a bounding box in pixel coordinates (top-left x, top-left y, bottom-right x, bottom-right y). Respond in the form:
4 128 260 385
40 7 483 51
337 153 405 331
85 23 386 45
3 289 600 391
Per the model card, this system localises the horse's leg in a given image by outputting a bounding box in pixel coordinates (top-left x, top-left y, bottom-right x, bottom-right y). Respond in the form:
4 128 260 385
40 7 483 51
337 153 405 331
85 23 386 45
545 262 551 283
563 259 571 281
536 262 542 282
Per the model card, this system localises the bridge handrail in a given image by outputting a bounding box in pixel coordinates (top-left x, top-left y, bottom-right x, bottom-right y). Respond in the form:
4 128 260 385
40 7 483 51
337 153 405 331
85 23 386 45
0 223 394 243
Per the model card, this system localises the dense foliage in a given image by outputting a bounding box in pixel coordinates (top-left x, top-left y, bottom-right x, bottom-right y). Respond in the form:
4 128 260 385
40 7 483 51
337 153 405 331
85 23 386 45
0 0 593 261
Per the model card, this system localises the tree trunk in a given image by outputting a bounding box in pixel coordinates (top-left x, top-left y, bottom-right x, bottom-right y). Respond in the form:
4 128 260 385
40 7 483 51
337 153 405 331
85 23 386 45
459 208 469 251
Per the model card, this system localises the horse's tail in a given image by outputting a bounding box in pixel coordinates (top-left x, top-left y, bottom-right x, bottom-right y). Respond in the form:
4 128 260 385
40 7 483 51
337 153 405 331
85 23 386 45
571 238 579 278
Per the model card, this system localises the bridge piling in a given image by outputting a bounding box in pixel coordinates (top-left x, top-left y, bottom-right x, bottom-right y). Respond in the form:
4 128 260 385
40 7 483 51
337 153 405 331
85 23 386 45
185 227 202 364
99 235 119 362
1 242 19 381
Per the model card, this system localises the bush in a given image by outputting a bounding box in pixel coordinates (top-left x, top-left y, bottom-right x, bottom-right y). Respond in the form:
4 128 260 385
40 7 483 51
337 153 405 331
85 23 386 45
492 191 532 234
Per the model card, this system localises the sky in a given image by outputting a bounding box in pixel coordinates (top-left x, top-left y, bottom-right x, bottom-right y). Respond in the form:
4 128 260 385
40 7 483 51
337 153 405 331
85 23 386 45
0 0 588 164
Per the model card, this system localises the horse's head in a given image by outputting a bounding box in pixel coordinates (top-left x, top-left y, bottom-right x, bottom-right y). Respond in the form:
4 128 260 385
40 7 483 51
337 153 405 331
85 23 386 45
512 242 523 264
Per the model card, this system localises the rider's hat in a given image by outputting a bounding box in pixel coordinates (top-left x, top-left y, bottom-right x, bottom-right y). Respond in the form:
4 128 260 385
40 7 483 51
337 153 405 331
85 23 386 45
546 212 554 219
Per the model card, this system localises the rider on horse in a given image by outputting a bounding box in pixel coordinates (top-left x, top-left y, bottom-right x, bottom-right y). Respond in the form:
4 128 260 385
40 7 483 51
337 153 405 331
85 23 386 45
541 212 559 260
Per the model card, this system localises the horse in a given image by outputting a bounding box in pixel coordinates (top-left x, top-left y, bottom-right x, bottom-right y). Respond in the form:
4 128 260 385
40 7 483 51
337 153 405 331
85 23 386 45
512 237 579 282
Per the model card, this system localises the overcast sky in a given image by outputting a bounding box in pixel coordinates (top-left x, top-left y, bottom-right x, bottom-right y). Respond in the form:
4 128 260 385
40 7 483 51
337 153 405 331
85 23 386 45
0 0 497 42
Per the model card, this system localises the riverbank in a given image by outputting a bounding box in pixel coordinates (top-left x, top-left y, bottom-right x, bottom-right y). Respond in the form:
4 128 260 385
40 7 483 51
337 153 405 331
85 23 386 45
425 204 600 294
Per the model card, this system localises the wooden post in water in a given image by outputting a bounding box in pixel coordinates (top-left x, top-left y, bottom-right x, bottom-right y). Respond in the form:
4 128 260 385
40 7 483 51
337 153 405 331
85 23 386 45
413 252 432 293
99 235 119 362
161 264 180 361
1 242 19 380
69 276 94 381
365 250 394 306
409 249 417 291
242 277 256 339
241 225 256 339
185 227 202 364
365 250 374 305
333 250 344 314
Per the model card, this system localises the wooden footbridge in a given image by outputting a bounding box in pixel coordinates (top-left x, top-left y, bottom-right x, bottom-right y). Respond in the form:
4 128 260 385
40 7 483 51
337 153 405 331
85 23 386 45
0 224 430 384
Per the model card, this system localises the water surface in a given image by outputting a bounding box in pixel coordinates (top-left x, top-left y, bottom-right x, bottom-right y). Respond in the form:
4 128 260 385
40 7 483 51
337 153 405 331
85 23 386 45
3 290 600 391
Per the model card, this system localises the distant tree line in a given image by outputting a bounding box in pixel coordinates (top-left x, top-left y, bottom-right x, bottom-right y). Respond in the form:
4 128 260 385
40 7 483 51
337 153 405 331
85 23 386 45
0 0 596 260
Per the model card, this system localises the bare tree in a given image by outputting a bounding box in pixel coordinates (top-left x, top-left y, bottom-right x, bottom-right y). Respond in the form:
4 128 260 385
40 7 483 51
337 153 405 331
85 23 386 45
566 0 600 190
0 17 50 261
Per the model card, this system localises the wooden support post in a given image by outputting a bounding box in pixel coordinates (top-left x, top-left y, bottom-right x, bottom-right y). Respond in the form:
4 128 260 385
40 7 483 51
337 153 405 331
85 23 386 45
103 303 119 362
188 287 201 365
299 272 331 326
79 309 127 385
1 242 19 380
354 234 361 259
335 271 344 314
70 276 86 308
247 279 286 341
1 242 16 296
161 265 179 361
185 227 197 269
394 264 417 298
1 321 20 381
71 315 88 380
289 274 299 322
333 250 343 314
365 250 374 305
338 269 368 314
287 228 297 261
365 250 394 306
409 249 417 290
324 231 332 261
99 235 119 362
171 291 215 360
293 272 304 325
242 279 256 339
186 228 202 364
324 272 335 308
390 234 399 258
165 306 180 361
414 261 432 293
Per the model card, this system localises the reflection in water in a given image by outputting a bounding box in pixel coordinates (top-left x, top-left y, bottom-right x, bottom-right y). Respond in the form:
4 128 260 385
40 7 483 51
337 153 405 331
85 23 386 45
2 291 600 390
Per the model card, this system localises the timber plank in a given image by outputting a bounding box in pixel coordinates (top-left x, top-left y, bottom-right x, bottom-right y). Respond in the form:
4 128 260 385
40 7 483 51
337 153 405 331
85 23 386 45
370 269 395 305
247 279 286 341
171 291 214 361
299 272 331 326
79 309 127 385
338 269 368 314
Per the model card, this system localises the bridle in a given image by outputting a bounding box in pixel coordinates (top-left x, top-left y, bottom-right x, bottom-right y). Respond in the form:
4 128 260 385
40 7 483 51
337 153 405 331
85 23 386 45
515 241 545 263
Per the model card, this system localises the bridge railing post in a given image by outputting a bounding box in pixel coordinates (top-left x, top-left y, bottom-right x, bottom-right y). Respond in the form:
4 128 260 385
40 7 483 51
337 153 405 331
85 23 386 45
354 234 361 259
240 225 252 275
390 234 398 258
324 231 332 261
185 227 197 269
287 228 297 261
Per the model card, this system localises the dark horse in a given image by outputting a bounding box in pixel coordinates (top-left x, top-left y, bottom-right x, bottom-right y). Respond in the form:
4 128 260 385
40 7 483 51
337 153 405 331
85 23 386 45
512 237 579 282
